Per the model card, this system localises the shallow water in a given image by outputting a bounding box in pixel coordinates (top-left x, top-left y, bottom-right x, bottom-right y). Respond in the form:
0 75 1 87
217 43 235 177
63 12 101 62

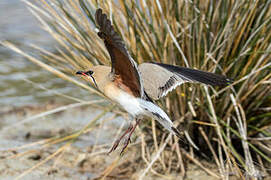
0 2 126 174
0 0 91 107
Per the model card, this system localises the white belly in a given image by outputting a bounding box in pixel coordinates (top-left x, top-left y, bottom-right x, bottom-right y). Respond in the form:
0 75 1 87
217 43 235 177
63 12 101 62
104 83 143 116
103 83 177 136
115 92 143 116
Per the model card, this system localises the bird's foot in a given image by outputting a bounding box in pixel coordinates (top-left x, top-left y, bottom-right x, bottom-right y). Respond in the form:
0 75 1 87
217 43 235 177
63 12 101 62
108 124 133 154
120 136 131 155
120 118 141 155
108 118 141 155
108 139 120 154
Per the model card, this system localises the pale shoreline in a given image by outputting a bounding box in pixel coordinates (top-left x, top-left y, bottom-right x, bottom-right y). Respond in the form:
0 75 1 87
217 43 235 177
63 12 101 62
0 103 221 180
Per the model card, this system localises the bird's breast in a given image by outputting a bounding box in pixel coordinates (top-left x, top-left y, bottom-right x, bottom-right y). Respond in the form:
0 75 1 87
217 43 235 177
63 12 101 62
104 83 143 116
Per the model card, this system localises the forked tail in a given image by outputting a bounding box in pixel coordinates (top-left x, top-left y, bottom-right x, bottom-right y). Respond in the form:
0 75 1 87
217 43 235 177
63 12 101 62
137 98 182 138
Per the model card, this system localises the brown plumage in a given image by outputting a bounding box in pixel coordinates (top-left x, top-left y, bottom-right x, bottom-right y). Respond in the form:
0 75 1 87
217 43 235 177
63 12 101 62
76 8 232 154
95 9 143 97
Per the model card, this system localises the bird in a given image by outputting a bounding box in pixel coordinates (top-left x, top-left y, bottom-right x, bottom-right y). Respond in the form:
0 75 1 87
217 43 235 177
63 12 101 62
76 8 232 154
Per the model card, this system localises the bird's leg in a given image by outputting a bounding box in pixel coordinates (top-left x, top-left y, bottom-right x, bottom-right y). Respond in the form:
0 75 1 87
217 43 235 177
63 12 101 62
108 123 133 154
120 117 141 154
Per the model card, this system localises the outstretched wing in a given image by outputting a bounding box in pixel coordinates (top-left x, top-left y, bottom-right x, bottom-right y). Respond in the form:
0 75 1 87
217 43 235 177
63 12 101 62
138 62 232 100
95 9 143 97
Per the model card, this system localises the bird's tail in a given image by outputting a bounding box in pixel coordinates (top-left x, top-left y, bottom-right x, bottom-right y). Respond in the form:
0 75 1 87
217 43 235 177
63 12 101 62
137 98 182 138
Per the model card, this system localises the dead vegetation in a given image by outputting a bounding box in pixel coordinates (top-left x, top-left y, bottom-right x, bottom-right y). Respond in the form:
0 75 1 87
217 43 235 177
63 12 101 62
1 0 271 179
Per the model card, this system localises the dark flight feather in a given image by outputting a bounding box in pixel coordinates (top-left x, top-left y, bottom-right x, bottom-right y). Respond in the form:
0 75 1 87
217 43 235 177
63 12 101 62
95 9 143 97
151 62 233 86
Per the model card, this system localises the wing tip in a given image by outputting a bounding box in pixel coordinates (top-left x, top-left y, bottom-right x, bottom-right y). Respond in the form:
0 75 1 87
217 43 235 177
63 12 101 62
95 8 117 44
212 76 234 87
95 8 109 30
95 8 102 24
152 62 234 87
225 77 234 85
96 8 102 15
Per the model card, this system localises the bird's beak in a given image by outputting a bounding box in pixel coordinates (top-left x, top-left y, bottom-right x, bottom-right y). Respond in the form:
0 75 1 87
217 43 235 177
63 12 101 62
76 71 83 75
76 70 98 88
76 71 87 77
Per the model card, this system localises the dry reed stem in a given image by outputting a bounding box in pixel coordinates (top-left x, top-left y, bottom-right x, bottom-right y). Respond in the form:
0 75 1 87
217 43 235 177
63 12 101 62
13 105 115 179
1 41 102 96
15 142 71 180
204 86 230 159
22 78 85 102
0 100 104 133
230 94 258 177
199 127 222 174
139 133 172 179
2 0 271 178
181 149 221 179
151 119 167 169
100 156 121 179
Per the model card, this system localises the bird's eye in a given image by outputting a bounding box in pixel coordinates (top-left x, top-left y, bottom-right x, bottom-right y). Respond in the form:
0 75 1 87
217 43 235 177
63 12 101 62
86 70 94 76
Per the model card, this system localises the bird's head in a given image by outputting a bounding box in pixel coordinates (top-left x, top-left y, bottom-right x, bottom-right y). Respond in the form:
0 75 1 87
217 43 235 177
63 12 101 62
76 65 111 89
76 70 98 88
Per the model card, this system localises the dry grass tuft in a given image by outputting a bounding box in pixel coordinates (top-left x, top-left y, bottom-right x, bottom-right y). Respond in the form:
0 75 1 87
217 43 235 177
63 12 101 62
2 0 271 179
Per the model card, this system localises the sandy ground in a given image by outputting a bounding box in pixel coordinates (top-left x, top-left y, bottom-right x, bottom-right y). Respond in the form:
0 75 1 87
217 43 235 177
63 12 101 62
0 103 239 180
0 103 122 179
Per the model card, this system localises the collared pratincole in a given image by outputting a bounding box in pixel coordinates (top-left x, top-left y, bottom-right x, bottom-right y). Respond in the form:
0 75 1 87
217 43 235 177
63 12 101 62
76 9 232 154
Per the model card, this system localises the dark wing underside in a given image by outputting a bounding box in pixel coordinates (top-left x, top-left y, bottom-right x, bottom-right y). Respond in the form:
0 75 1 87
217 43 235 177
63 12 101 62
152 62 232 86
138 62 232 100
95 9 143 97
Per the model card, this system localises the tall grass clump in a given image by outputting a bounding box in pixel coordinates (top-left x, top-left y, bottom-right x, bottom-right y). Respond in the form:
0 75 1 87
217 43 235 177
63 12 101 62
3 0 271 179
